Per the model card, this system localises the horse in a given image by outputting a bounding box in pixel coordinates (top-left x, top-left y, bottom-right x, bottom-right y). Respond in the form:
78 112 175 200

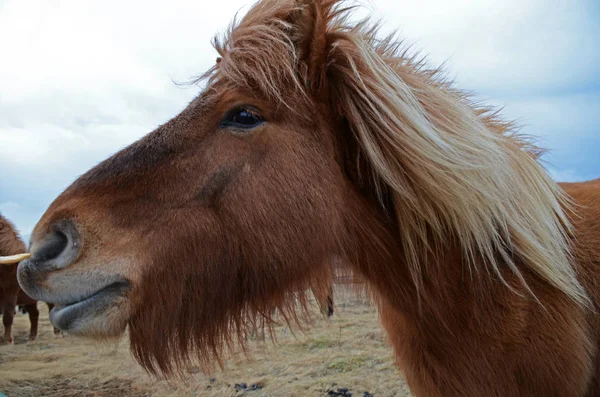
15 0 600 395
1 214 60 342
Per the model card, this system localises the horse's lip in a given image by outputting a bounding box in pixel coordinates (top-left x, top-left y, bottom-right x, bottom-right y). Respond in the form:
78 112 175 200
49 281 130 331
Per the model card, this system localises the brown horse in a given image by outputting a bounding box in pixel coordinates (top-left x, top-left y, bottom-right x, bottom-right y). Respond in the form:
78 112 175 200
15 0 600 395
0 214 58 342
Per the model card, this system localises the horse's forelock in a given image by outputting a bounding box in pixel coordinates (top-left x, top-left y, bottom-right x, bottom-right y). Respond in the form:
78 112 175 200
204 0 339 108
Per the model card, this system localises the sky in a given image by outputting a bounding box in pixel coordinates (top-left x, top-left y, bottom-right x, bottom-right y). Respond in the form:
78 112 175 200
0 0 599 241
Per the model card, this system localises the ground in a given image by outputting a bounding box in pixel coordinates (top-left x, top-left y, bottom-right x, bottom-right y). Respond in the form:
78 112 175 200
0 288 412 397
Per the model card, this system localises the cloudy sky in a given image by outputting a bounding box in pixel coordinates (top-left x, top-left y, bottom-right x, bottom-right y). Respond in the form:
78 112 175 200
1 0 599 241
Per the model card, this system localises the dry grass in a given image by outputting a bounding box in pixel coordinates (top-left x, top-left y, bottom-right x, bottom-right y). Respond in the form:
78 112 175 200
0 287 411 396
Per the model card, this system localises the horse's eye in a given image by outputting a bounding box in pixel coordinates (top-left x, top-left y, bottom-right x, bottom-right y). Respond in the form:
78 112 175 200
220 107 264 130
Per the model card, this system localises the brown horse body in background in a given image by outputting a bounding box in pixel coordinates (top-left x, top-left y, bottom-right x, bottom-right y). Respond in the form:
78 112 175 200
16 0 600 395
1 214 59 342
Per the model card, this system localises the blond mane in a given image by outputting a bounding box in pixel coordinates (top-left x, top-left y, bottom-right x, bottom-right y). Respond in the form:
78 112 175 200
203 0 587 305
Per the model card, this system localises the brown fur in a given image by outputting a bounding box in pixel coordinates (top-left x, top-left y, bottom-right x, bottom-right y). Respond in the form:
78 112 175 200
1 213 27 343
1 214 59 342
1 215 32 342
18 1 600 395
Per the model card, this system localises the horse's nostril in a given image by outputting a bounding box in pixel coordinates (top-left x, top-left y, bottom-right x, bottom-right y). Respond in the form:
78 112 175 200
37 231 68 262
30 219 81 269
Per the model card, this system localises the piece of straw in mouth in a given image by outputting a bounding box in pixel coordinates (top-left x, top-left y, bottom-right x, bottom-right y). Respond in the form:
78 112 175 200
0 253 31 265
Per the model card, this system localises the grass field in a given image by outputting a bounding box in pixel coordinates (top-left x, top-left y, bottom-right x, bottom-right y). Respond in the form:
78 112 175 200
0 288 411 396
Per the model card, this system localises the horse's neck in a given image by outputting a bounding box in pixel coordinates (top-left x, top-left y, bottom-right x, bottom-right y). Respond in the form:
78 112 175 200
344 203 418 313
348 208 526 320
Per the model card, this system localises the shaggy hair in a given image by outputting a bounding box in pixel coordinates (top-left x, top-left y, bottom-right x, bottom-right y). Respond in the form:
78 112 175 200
126 0 592 376
127 0 594 376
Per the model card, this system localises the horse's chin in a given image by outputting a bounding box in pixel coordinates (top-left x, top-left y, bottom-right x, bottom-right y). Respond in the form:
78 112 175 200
49 281 132 338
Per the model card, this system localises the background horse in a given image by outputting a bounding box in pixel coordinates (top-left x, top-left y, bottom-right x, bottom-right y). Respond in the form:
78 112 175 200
1 214 59 343
16 0 600 395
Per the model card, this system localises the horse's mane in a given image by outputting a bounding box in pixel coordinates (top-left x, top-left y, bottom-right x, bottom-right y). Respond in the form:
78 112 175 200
204 0 587 305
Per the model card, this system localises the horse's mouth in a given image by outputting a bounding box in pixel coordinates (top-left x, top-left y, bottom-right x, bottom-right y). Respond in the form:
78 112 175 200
49 281 131 334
